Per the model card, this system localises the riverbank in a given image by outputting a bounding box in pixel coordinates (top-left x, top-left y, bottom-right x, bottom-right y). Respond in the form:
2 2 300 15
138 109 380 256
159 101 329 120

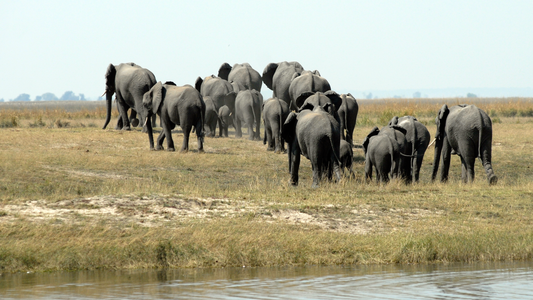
1 98 532 272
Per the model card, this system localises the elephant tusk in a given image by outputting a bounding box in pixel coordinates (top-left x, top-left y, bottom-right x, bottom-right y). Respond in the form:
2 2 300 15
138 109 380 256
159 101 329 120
143 117 149 128
427 138 437 149
101 90 107 97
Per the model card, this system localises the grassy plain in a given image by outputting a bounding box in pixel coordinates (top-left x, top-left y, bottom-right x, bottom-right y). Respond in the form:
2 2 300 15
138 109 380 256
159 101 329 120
0 98 533 273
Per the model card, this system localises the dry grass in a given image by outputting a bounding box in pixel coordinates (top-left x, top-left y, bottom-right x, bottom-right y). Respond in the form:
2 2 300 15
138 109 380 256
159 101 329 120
1 98 533 273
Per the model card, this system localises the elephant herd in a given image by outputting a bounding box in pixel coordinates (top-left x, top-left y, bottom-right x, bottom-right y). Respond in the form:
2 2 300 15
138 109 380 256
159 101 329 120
102 61 497 188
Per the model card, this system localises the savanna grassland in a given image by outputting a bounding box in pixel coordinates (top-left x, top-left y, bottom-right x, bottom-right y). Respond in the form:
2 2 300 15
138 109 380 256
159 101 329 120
0 98 533 273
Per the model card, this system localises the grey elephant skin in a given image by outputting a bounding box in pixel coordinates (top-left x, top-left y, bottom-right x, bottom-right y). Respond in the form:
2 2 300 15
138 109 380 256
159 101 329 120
388 116 431 183
103 62 156 131
296 91 342 119
338 94 359 146
225 90 263 140
282 104 342 188
340 140 355 178
218 62 262 92
262 61 304 106
363 126 404 183
289 70 331 110
195 75 236 137
203 96 219 137
262 97 290 153
142 81 205 153
432 104 497 184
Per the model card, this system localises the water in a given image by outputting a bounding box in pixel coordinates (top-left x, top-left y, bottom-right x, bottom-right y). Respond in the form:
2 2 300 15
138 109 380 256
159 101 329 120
1 261 532 299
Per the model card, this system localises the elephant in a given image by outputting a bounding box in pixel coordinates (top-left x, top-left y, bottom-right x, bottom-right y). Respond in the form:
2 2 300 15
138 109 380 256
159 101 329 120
195 75 236 137
288 70 331 110
377 125 408 179
218 105 233 138
338 93 359 146
363 126 404 183
218 62 262 92
203 96 219 137
432 104 497 184
103 62 156 131
141 81 205 153
340 139 355 178
262 61 304 106
262 97 290 153
295 91 342 116
388 116 431 183
282 103 342 188
224 89 263 140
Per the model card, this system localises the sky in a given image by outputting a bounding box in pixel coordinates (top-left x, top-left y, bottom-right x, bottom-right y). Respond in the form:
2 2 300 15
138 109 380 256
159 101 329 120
1 0 532 101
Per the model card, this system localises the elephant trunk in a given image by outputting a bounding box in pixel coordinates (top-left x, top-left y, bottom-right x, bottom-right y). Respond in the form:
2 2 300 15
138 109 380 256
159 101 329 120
431 137 443 181
102 90 113 129
145 112 154 150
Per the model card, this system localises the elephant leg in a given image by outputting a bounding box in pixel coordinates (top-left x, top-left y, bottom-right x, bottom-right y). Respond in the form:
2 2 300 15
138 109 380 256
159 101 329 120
129 109 140 127
480 145 497 185
331 155 341 183
195 118 204 153
464 155 476 183
115 96 131 131
162 120 175 151
180 125 191 153
365 157 373 182
413 153 424 183
289 145 300 186
218 118 223 137
311 163 321 188
156 131 165 151
235 118 243 138
439 141 452 182
265 125 275 151
460 156 468 183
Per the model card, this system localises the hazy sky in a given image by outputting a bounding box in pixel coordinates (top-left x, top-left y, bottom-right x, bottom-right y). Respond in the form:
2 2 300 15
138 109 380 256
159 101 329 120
1 0 532 100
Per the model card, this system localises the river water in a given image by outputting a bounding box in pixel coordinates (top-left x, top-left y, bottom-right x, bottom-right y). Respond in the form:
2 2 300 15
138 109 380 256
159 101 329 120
1 261 532 299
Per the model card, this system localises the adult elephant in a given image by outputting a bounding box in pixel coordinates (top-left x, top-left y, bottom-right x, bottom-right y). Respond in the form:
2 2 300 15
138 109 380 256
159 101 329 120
388 116 431 183
288 70 331 110
282 103 341 188
262 61 304 105
262 97 290 153
195 75 236 136
103 62 156 131
218 62 262 92
362 126 405 183
141 81 205 153
432 104 497 184
295 91 342 116
225 89 263 140
338 93 359 146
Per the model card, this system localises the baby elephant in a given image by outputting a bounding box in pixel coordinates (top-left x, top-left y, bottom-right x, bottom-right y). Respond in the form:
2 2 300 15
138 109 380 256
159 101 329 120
362 126 403 183
141 81 205 153
339 140 355 178
226 89 263 140
262 97 290 153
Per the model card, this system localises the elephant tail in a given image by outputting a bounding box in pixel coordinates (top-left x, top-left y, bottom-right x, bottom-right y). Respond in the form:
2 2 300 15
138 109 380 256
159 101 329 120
476 107 484 158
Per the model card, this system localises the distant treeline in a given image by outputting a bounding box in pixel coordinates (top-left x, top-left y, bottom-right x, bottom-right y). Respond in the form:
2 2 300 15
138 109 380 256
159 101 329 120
0 91 103 102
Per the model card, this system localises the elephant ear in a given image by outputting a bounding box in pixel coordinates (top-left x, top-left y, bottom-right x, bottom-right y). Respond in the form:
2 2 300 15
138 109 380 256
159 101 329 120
295 92 315 110
325 90 342 112
362 126 380 155
164 81 177 86
218 62 232 81
194 76 203 93
281 112 298 144
436 104 449 140
262 63 279 90
224 92 237 113
388 116 399 126
391 125 407 136
151 81 165 114
105 63 116 92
